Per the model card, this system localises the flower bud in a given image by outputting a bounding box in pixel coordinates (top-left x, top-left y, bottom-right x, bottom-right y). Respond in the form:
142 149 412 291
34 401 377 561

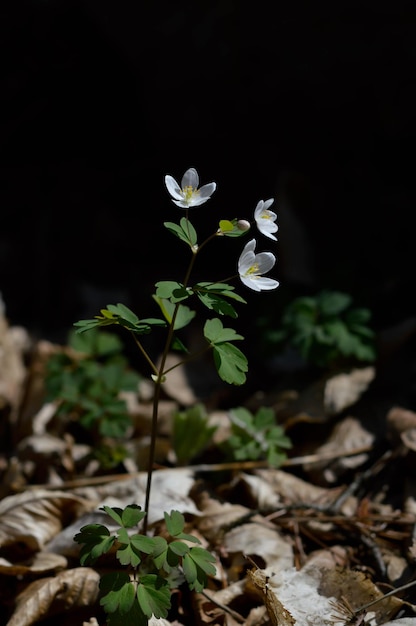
237 220 251 231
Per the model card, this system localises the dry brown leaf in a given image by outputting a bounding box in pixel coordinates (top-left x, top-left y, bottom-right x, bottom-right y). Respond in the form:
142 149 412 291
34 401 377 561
223 522 294 571
252 468 357 515
319 562 404 624
0 550 67 575
323 366 375 415
303 416 374 483
5 566 100 626
0 489 92 552
192 488 252 543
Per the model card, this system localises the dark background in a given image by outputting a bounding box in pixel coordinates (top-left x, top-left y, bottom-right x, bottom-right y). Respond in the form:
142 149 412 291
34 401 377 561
1 1 415 364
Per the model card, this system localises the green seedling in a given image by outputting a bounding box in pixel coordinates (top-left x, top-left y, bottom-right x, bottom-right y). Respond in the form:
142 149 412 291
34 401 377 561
260 289 376 369
221 405 292 467
74 506 216 625
45 327 141 466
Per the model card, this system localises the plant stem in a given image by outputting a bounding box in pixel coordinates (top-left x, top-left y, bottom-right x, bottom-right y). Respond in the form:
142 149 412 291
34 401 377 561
142 245 198 534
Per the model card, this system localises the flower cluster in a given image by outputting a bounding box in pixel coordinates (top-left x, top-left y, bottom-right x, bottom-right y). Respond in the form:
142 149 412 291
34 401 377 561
165 167 279 292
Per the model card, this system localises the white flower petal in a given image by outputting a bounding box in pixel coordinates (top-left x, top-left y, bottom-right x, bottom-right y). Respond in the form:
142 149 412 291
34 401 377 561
256 251 276 274
254 276 280 290
238 239 256 273
263 198 275 211
199 182 217 199
240 275 262 291
181 167 199 189
165 168 216 209
238 239 279 291
254 198 278 240
164 175 183 200
259 224 278 241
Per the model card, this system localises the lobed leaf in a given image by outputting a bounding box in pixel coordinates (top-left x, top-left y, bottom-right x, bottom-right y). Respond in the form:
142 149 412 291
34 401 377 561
212 342 248 385
136 574 171 618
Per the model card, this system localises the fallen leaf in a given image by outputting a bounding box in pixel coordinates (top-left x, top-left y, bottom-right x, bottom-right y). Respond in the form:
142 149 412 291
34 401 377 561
323 366 375 415
6 567 100 626
0 489 92 552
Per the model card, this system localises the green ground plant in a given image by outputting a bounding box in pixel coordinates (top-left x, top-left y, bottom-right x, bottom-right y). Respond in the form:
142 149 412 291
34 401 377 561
259 289 376 369
220 405 292 467
45 327 141 468
72 167 281 623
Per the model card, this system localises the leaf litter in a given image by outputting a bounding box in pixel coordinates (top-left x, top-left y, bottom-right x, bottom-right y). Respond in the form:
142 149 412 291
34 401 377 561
1 308 416 625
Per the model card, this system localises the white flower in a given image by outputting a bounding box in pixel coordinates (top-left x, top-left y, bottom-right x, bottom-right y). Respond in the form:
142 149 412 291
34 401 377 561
238 239 279 291
165 167 216 209
254 198 278 240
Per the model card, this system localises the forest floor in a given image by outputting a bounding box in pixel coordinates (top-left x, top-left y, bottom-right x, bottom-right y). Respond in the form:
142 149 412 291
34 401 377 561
1 309 416 626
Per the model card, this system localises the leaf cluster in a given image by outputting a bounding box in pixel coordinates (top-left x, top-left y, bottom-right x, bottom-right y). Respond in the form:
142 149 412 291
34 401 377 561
74 506 216 624
45 329 141 464
221 406 292 467
261 290 377 369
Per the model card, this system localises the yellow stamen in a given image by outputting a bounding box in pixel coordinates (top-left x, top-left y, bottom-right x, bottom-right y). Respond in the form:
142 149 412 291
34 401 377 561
246 263 259 275
182 185 199 202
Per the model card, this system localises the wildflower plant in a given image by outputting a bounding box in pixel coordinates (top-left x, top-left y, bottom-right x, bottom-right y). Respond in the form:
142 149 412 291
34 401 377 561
259 289 376 369
73 167 280 623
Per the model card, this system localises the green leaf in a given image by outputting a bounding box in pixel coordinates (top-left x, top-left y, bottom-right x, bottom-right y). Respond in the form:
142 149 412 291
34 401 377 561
130 534 156 554
155 281 189 302
164 218 198 248
107 303 140 325
195 282 247 304
318 290 352 315
151 536 169 570
173 403 217 465
116 529 140 567
212 342 248 385
169 540 190 556
106 598 148 626
99 571 134 614
196 292 238 318
180 216 197 246
153 295 195 331
183 547 217 592
73 523 116 565
218 218 251 237
136 574 171 619
101 504 146 528
122 505 147 528
203 318 244 344
74 303 164 336
164 510 185 536
219 219 234 232
68 327 123 357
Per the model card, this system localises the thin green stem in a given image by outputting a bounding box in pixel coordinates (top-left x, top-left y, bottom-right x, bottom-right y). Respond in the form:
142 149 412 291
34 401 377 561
162 345 212 375
142 240 199 534
131 333 159 376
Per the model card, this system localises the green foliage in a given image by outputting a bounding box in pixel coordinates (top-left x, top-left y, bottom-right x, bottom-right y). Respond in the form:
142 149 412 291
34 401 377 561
45 328 141 466
221 406 292 467
73 302 167 335
74 506 216 622
218 218 250 237
164 217 198 248
173 403 217 465
71 168 281 624
260 290 377 369
204 318 248 385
